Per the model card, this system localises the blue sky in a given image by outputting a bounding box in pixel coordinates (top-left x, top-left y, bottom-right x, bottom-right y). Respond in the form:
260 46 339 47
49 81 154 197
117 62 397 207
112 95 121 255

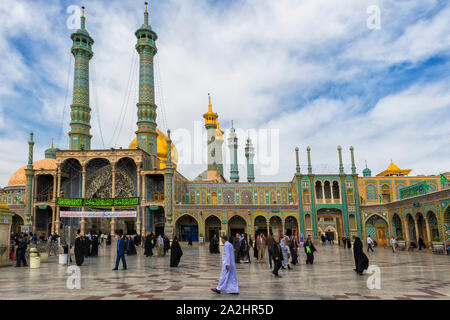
0 0 449 185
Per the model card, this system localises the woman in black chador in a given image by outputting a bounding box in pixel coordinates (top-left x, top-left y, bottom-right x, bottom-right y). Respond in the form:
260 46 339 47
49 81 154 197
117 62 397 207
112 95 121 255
170 236 183 267
289 236 299 265
209 235 215 253
213 234 220 253
239 234 251 263
128 236 137 255
353 237 369 275
91 235 99 257
304 238 317 264
144 234 153 257
74 234 84 266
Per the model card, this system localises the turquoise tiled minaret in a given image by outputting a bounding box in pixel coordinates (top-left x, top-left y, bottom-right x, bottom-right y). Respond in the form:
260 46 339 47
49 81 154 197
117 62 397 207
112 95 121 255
245 135 255 182
24 133 34 231
69 7 94 150
164 129 175 238
135 2 158 157
227 121 239 182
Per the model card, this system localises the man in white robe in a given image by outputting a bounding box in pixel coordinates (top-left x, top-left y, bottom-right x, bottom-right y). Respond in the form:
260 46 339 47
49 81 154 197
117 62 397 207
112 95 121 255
211 235 239 295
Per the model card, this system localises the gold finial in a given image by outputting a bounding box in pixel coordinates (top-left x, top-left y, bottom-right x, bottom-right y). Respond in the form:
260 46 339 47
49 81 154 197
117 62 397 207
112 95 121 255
82 6 85 16
145 2 148 12
51 138 54 149
208 93 212 112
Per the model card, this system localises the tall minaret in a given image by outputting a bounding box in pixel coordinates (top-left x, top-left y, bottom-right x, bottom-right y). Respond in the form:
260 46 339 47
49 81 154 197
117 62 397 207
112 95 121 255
215 120 224 176
135 2 158 157
245 134 255 182
24 133 34 232
228 121 239 182
203 93 219 172
69 6 94 150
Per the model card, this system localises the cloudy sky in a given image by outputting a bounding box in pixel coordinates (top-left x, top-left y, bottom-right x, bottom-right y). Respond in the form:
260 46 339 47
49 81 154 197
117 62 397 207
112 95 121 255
0 0 449 186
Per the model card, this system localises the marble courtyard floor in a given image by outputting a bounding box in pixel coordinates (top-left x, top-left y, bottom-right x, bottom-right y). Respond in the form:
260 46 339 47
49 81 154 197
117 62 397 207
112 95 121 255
0 243 449 300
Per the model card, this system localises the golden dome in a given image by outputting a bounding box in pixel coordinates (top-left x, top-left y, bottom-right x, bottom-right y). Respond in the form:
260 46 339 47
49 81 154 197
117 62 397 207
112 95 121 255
128 128 178 169
7 159 57 187
203 94 218 126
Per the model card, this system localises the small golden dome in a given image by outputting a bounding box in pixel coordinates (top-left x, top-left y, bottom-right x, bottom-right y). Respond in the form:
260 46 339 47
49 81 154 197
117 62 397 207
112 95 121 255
203 93 218 126
128 128 178 169
7 159 57 187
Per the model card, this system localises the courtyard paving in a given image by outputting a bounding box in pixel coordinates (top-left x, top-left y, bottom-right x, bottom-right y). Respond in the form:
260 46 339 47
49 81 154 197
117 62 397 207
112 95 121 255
0 242 449 300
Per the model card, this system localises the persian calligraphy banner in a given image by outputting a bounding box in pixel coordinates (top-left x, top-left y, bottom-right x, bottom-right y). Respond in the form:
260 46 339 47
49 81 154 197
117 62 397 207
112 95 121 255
57 197 139 207
60 211 137 218
399 182 428 200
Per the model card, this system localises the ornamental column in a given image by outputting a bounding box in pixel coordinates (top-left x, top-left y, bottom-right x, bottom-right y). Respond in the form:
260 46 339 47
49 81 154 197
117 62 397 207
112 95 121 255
68 7 94 150
135 2 158 156
80 164 86 235
136 165 142 235
295 147 301 175
414 218 420 242
141 172 146 235
110 163 116 235
164 130 175 238
404 217 410 244
55 165 62 234
425 217 432 246
51 174 57 234
24 133 34 233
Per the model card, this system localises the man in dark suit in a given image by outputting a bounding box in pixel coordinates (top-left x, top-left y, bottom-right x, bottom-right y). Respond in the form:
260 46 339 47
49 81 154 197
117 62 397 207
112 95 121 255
112 234 127 270
272 236 283 278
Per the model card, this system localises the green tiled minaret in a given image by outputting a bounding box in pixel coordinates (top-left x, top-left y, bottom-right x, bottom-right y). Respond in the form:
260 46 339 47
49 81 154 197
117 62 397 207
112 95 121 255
135 2 158 156
69 6 94 150
227 121 239 182
24 133 34 231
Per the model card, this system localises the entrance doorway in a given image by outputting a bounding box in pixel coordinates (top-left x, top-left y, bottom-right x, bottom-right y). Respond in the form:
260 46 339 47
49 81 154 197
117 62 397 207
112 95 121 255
205 215 221 242
175 214 199 242
228 215 247 236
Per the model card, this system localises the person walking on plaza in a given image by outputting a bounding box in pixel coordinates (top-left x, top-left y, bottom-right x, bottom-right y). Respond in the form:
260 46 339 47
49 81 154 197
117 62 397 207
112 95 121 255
366 235 374 252
112 234 127 271
157 234 164 257
418 237 426 250
257 233 266 263
390 236 398 253
188 234 193 246
266 232 274 268
164 235 171 255
144 233 153 257
252 234 258 260
353 237 369 275
280 235 291 270
271 236 283 277
74 233 84 266
211 235 239 295
289 235 299 265
170 236 183 267
232 233 241 264
240 233 251 263
15 236 28 267
305 238 317 265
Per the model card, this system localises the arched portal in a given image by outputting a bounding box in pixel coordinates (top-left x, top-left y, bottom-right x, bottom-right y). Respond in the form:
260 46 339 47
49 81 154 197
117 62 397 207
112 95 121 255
35 205 52 236
176 214 199 242
269 216 282 236
228 215 247 236
444 207 450 241
407 214 416 242
392 214 403 238
416 213 427 244
365 214 388 246
285 216 298 237
205 215 221 242
12 214 24 233
317 208 343 244
254 215 267 237
426 211 439 242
